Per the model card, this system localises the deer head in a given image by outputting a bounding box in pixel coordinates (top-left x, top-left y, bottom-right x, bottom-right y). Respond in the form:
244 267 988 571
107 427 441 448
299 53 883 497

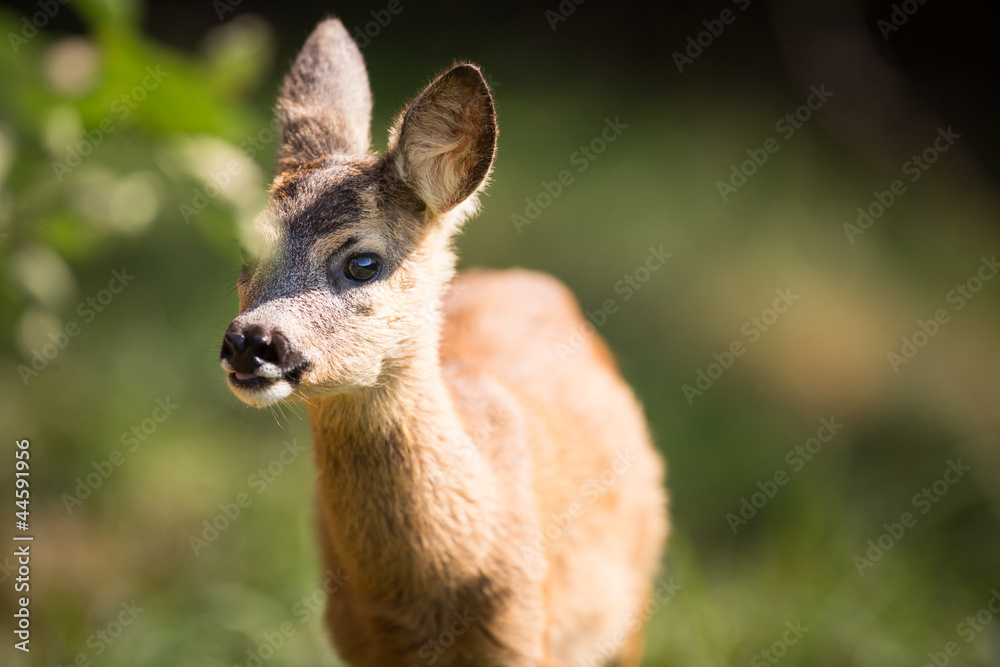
220 19 497 407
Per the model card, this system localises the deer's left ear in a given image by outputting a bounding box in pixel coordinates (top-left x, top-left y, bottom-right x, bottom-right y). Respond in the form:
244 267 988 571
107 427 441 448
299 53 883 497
386 64 497 214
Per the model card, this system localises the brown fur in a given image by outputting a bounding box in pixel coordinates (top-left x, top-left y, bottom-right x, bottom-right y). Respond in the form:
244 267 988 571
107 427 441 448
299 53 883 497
221 18 668 667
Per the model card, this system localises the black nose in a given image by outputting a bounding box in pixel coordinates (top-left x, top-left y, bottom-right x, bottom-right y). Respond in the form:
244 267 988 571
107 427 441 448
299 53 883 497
221 323 287 373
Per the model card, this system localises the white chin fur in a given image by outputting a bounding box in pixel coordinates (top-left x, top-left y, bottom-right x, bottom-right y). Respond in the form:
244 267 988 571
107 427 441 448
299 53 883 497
230 379 295 407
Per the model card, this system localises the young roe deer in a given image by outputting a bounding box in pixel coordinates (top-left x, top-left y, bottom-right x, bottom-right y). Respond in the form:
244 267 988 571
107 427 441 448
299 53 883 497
219 18 667 666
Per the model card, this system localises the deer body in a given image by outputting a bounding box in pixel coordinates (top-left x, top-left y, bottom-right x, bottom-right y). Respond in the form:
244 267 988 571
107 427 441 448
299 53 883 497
221 19 667 667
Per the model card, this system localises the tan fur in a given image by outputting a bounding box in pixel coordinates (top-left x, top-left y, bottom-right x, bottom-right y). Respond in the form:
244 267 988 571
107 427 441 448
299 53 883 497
221 18 668 667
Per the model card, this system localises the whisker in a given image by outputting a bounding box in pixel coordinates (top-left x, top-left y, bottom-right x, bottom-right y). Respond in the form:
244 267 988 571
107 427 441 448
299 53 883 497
268 404 285 430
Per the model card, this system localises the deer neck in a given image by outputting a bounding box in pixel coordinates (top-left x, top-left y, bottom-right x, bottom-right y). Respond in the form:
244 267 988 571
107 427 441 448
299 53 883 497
305 340 497 598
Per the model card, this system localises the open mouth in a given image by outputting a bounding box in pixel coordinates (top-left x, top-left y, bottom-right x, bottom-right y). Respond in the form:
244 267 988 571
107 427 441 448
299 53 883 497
225 372 294 407
221 360 309 406
228 371 272 387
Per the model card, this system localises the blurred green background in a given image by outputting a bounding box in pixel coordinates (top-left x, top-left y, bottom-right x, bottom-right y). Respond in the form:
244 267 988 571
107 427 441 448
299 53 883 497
1 0 999 665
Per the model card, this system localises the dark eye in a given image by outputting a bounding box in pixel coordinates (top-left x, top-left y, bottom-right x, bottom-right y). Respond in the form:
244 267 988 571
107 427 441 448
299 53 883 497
344 254 381 283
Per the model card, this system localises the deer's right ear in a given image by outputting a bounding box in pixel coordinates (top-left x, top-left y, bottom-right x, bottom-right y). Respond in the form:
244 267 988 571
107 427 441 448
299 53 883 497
386 64 497 215
276 18 373 173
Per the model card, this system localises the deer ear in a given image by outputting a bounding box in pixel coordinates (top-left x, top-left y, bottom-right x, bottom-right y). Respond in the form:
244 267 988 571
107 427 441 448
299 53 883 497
387 64 497 214
276 18 372 173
